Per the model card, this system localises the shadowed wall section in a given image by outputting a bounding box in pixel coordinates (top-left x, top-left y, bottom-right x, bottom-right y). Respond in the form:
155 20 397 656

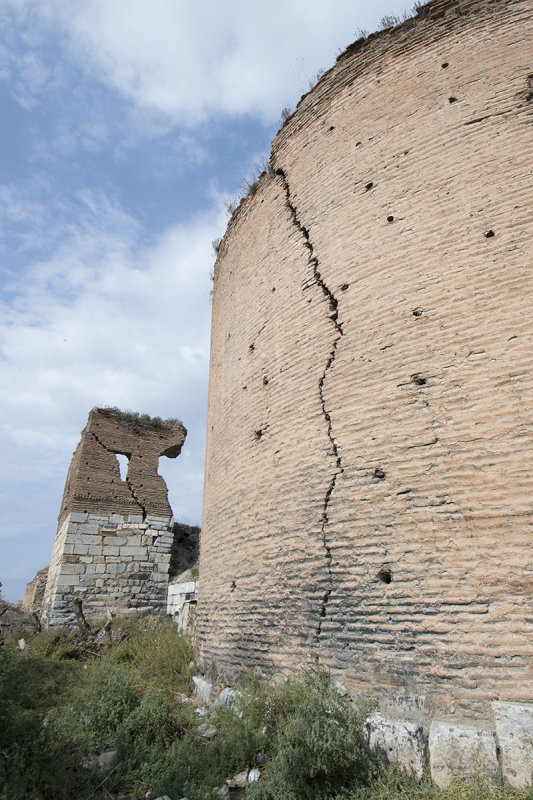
198 0 532 754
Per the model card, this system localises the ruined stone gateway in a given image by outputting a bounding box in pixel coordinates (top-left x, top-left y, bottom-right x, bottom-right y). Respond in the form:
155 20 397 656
41 408 186 626
198 0 532 786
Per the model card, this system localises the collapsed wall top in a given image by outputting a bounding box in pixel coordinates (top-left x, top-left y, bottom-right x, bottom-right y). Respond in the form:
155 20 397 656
58 408 187 525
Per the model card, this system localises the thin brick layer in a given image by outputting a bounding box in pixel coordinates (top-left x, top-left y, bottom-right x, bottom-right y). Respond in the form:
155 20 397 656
199 0 533 724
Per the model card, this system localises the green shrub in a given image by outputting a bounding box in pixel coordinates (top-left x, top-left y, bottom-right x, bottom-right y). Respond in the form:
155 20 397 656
74 663 138 749
105 615 194 699
245 670 374 799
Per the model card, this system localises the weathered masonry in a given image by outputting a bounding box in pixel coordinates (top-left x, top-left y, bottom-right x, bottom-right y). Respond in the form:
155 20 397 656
41 408 186 626
199 0 532 787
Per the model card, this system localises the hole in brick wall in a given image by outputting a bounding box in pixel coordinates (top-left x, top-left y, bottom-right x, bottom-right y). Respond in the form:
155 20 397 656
356 141 362 147
365 181 374 191
373 467 386 480
340 283 350 291
116 454 129 482
412 307 423 317
485 229 495 238
263 375 269 386
249 343 255 352
230 580 236 591
254 429 264 440
442 62 449 68
387 215 395 223
329 125 335 131
449 96 458 103
411 373 427 386
378 567 392 584
272 287 276 292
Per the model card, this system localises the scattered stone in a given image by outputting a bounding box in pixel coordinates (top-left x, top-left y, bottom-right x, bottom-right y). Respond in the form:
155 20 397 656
365 713 426 779
191 675 213 705
214 687 242 711
492 701 533 789
248 767 260 782
428 721 500 788
213 786 230 798
17 638 25 651
197 723 218 739
227 769 248 789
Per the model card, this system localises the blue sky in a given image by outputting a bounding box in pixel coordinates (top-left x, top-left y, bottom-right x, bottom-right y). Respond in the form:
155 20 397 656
0 0 409 602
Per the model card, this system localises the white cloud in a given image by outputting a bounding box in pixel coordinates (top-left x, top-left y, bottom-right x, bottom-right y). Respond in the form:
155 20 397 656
3 0 413 126
0 185 225 597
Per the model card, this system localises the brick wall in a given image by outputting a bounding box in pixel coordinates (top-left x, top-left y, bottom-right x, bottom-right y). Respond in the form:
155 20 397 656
198 0 532 728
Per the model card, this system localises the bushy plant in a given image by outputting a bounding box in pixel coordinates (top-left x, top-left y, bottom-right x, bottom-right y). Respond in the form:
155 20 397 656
245 669 374 799
106 615 194 699
74 663 138 749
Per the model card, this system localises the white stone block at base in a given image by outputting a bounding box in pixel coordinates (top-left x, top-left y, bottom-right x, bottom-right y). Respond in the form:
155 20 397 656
364 713 426 779
429 722 500 788
492 701 533 789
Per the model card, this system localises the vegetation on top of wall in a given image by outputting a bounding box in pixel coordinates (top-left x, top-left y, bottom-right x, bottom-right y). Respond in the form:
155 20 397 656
95 406 183 430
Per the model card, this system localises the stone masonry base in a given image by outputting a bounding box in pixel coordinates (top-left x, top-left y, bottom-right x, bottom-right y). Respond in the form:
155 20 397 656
364 699 532 789
41 511 174 626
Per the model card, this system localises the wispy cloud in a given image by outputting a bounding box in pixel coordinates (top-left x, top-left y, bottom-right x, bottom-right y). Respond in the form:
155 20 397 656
2 0 406 127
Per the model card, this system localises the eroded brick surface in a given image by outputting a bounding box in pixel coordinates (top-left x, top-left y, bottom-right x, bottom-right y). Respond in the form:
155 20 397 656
59 408 186 523
198 0 533 724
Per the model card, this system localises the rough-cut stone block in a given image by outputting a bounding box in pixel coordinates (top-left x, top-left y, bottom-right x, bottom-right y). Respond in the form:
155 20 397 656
60 563 85 575
365 713 426 778
103 536 126 546
56 574 80 586
492 701 533 789
79 524 101 535
102 546 119 556
429 722 500 788
214 687 242 711
75 534 101 545
69 512 88 523
191 676 212 706
123 535 142 546
105 563 126 575
120 546 147 557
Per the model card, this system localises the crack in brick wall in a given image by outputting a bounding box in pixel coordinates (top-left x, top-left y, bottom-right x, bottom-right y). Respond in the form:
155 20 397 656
277 168 344 648
90 431 147 520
